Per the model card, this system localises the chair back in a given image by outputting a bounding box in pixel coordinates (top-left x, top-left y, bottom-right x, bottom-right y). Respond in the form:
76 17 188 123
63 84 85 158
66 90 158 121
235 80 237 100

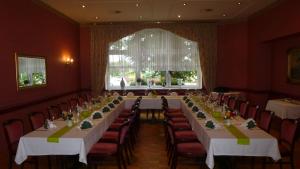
239 101 248 118
118 121 130 145
280 119 298 149
217 93 224 105
247 105 259 120
228 97 236 110
59 102 70 112
48 105 62 120
258 110 274 132
3 119 24 155
69 98 78 110
29 112 45 130
222 95 230 106
166 122 175 145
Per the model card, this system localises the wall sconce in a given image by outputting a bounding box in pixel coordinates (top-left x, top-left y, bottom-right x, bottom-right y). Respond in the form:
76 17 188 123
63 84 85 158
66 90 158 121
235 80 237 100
64 57 74 65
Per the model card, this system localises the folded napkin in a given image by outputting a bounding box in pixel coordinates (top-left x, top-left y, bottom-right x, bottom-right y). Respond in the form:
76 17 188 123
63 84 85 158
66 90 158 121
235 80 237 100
113 99 120 104
118 96 123 101
197 112 206 119
108 103 115 108
192 106 199 112
91 111 103 119
183 96 188 100
185 99 190 103
241 118 256 129
46 120 57 129
187 102 194 107
79 119 93 129
205 120 219 129
102 106 110 113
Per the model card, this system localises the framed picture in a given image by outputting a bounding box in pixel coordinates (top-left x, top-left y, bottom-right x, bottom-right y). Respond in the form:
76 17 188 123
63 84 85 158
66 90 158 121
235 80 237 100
288 48 300 83
15 53 47 90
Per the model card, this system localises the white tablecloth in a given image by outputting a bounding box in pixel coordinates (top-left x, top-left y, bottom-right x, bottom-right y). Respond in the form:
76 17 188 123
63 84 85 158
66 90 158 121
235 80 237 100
15 102 125 165
124 96 181 110
181 101 281 169
266 99 300 119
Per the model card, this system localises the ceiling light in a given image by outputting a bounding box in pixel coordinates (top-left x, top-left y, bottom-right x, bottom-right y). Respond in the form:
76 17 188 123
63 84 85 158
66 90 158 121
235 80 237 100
156 21 161 24
95 16 99 20
222 14 227 17
177 15 181 18
183 3 187 6
81 4 87 8
237 2 241 5
136 3 139 7
139 16 143 19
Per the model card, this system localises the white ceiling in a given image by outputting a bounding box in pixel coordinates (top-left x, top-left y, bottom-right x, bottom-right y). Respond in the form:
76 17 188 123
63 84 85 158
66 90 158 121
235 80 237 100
39 0 278 24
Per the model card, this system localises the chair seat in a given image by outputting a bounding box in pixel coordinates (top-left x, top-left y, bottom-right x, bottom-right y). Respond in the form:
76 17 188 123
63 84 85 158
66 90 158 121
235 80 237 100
175 131 198 142
109 123 122 130
171 117 188 123
100 131 118 142
177 142 206 157
167 113 185 118
279 143 292 157
168 108 182 113
172 122 192 130
89 143 117 155
114 118 126 123
119 113 132 118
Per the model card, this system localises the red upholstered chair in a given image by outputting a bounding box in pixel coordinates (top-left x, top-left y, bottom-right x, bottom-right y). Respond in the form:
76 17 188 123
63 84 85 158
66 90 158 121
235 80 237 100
59 102 70 112
88 121 130 169
246 105 259 120
29 112 45 130
277 119 298 169
48 105 62 120
222 95 230 106
238 100 249 118
166 122 206 169
258 110 274 132
3 119 38 169
227 97 237 111
68 98 78 110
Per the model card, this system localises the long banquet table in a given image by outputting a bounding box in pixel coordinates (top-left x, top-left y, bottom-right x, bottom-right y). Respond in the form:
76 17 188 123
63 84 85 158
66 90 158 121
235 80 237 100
181 98 281 169
266 99 300 119
15 96 281 169
15 101 125 165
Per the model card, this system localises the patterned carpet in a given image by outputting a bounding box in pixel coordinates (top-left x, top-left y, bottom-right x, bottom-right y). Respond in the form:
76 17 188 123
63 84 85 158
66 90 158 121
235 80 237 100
6 111 300 169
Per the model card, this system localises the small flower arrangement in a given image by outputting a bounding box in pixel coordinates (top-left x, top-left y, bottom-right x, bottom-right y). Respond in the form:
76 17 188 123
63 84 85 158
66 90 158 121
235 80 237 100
136 77 142 83
118 96 123 101
183 96 188 100
192 106 199 112
187 102 194 107
108 103 115 108
113 99 120 104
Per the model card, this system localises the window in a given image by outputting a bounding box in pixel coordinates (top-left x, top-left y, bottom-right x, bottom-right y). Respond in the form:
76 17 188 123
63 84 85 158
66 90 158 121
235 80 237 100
106 28 202 89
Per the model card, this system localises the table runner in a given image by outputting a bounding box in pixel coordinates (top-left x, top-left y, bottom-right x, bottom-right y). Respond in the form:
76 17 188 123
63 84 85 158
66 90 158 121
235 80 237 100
190 97 250 145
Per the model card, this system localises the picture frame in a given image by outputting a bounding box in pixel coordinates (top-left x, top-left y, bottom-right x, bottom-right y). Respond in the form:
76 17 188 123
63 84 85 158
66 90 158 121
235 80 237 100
288 48 300 83
15 53 47 90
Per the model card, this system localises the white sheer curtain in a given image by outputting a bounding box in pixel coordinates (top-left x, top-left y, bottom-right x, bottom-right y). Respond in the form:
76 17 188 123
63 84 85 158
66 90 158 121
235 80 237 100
107 28 201 89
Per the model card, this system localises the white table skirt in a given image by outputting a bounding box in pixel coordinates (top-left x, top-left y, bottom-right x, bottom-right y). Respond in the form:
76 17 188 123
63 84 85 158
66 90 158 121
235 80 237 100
124 96 181 110
15 102 125 165
181 101 281 169
266 99 300 119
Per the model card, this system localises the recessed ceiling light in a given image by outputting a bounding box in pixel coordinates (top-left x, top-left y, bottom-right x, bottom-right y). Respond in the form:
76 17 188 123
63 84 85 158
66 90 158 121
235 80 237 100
183 3 187 6
177 15 181 18
81 4 87 8
156 21 161 24
139 16 143 19
222 14 227 17
237 2 241 5
136 3 139 7
95 16 99 20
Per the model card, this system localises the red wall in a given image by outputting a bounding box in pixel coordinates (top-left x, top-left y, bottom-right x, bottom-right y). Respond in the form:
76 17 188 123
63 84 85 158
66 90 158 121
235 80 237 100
218 0 300 105
0 0 81 165
80 26 91 90
217 21 248 89
0 0 80 108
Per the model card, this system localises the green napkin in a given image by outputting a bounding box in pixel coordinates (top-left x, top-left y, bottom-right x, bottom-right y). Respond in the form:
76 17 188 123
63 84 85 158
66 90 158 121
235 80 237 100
102 106 110 113
81 121 92 129
93 112 102 119
108 103 115 108
187 102 194 107
118 96 123 101
247 121 256 129
197 112 206 119
192 106 199 112
183 96 188 100
205 121 215 129
113 100 120 104
185 99 190 103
